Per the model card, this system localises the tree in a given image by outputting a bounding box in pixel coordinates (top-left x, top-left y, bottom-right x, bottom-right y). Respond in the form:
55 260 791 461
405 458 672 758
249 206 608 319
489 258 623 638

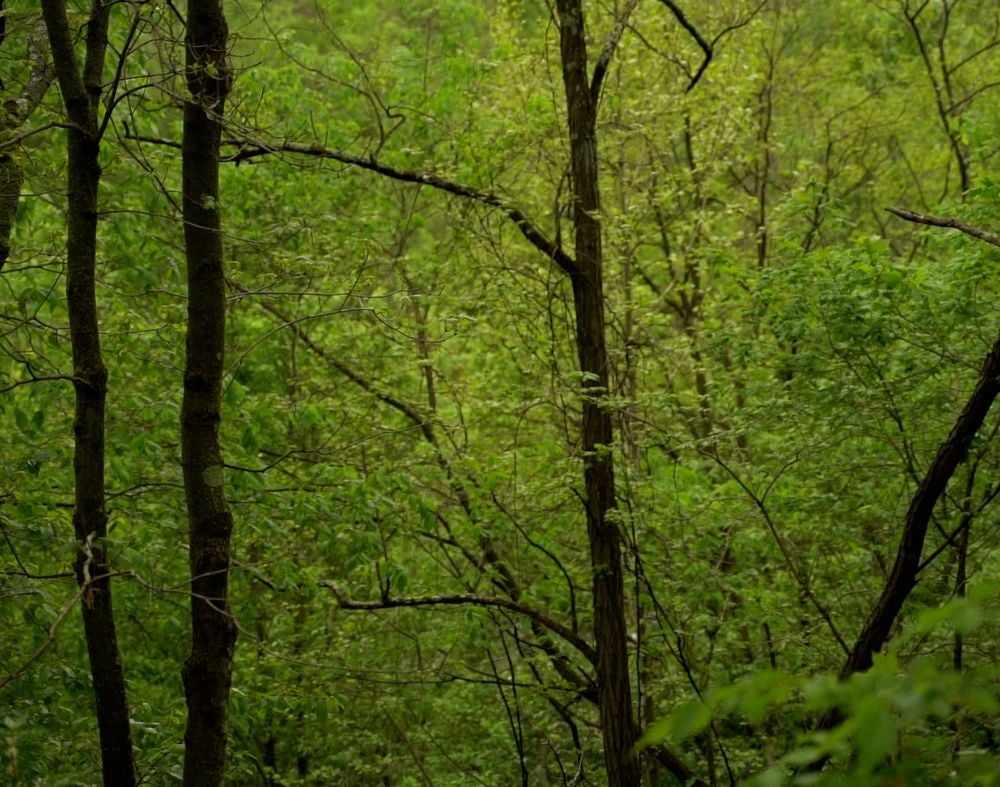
3 1 1000 784
40 0 136 783
179 2 237 784
840 207 1000 679
553 0 641 782
0 6 54 273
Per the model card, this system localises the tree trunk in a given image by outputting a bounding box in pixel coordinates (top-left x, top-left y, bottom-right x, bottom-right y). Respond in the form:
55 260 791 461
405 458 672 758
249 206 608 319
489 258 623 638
180 3 236 785
0 11 55 273
555 1 641 784
40 1 136 784
841 332 1000 678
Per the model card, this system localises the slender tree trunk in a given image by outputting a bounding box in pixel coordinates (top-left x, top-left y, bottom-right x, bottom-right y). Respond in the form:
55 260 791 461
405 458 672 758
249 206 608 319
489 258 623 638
1 10 55 272
180 3 236 785
841 332 1000 678
555 2 641 784
952 518 969 671
40 2 136 784
0 149 21 273
222 24 706 782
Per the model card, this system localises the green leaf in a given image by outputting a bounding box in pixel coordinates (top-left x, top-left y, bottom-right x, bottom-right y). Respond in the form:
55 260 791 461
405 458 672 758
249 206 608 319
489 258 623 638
636 700 711 752
854 699 898 772
746 767 785 787
916 598 984 636
782 745 823 767
241 426 259 453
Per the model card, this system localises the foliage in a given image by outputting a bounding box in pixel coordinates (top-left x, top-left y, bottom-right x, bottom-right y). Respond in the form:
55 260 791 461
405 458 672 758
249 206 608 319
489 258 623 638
639 589 1000 785
2 0 1000 784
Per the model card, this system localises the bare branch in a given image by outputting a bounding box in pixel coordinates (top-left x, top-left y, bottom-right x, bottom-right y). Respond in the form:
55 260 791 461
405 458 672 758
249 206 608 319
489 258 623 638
886 206 1000 248
123 126 183 149
0 122 77 151
653 0 712 91
708 450 851 655
842 332 1000 677
710 0 767 47
226 140 580 277
121 127 578 277
97 1 147 140
1 586 84 689
1 516 74 580
320 582 597 665
0 373 76 394
949 80 1000 114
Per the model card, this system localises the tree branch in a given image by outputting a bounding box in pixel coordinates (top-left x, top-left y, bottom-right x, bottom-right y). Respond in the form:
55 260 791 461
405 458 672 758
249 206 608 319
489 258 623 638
708 450 850 655
2 19 56 131
653 0 712 91
320 583 597 665
591 0 642 102
0 373 76 394
225 140 580 277
886 206 1000 248
0 586 85 689
841 331 1000 677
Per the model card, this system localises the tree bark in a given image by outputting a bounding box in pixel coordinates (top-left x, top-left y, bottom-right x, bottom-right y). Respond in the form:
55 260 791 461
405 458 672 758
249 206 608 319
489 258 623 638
0 11 55 273
840 211 1000 680
40 1 136 784
180 3 236 785
215 22 708 785
555 1 642 784
841 330 1000 678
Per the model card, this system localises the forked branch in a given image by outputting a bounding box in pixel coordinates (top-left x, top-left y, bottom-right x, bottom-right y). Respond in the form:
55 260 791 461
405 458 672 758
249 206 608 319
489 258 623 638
654 0 712 91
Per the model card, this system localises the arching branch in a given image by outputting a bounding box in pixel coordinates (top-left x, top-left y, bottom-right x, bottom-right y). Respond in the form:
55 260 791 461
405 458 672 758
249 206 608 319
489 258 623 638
320 583 597 666
225 140 580 277
591 0 642 102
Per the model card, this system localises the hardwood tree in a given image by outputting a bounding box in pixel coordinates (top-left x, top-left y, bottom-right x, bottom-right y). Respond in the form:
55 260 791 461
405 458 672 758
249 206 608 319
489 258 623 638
840 208 1000 679
0 6 54 273
554 1 640 783
40 0 136 783
179 2 237 784
4 1 1000 783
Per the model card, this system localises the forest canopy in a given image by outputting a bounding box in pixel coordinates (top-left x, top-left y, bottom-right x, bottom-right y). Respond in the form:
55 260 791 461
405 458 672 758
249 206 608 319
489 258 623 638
2 1 1000 785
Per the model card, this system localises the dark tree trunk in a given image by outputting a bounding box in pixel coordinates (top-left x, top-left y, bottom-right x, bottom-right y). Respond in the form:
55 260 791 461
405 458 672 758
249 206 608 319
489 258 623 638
841 333 1000 678
1 11 56 272
180 3 236 785
222 15 704 781
953 516 969 671
0 151 21 272
40 2 136 784
554 2 641 784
